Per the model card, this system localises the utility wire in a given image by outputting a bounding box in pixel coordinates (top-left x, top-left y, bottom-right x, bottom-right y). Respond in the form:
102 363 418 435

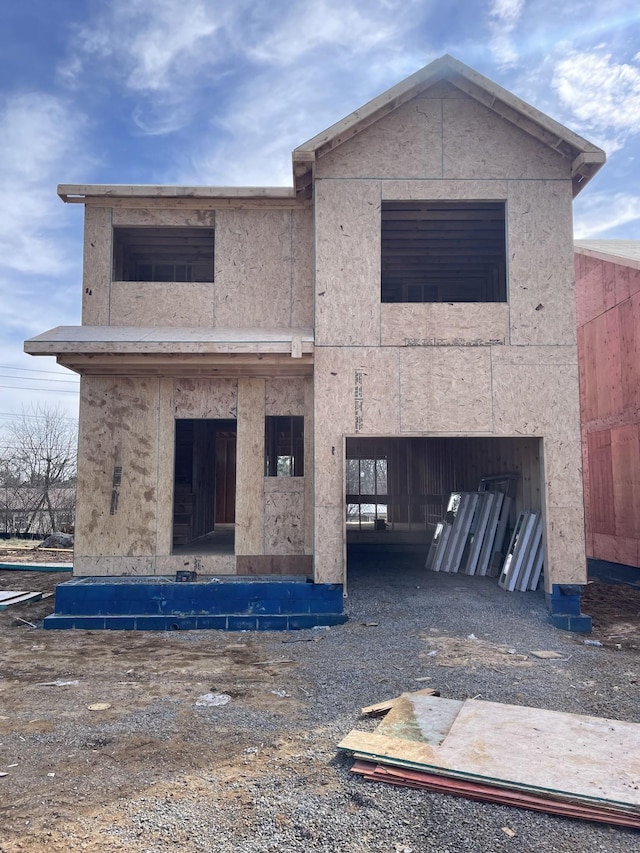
0 412 78 421
0 374 79 384
0 365 77 376
0 385 79 394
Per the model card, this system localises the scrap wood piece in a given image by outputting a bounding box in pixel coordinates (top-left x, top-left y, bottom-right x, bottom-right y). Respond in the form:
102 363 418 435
0 591 43 610
350 761 640 829
376 693 460 744
361 687 438 717
339 729 442 768
13 616 37 628
530 651 564 660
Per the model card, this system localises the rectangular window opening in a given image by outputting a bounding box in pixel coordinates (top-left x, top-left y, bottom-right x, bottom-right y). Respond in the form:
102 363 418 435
265 416 304 477
346 456 388 529
113 227 214 282
381 201 506 303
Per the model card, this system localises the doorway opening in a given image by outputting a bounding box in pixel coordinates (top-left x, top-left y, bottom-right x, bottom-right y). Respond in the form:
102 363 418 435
172 418 236 554
346 436 543 576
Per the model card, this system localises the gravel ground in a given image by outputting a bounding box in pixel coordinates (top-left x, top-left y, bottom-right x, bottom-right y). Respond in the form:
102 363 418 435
1 551 639 852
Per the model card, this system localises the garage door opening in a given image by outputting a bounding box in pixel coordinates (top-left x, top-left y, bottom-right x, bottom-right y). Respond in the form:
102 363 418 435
172 418 236 554
346 436 543 578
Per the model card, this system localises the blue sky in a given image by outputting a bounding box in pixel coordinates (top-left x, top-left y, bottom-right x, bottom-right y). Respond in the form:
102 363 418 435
0 0 639 435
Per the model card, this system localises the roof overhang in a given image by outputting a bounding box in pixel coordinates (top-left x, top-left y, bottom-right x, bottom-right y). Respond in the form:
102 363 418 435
57 185 306 209
25 327 314 377
292 54 605 198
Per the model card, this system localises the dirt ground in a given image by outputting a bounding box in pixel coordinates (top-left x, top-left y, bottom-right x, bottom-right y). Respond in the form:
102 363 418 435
0 551 314 852
0 546 639 852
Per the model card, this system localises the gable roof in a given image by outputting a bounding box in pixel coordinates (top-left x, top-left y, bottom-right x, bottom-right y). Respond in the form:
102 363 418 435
575 240 640 271
292 54 605 198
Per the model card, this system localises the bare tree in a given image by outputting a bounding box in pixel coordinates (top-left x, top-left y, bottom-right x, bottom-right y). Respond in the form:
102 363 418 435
2 404 77 534
0 455 21 534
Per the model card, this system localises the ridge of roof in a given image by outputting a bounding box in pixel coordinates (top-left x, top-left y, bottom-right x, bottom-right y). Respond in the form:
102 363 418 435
292 54 605 198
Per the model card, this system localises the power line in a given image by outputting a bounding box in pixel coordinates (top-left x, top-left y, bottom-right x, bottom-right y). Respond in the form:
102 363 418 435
0 365 77 377
0 374 79 385
0 412 78 421
0 385 79 394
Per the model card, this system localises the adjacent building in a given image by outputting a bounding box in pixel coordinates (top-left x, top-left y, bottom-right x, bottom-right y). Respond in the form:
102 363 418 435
575 240 640 570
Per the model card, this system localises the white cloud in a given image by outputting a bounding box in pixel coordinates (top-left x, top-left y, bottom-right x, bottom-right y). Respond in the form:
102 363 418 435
248 0 405 66
488 0 525 69
61 0 225 93
163 0 432 185
125 3 220 93
58 0 431 136
0 93 90 275
553 50 640 141
58 0 238 134
573 191 640 238
0 92 88 417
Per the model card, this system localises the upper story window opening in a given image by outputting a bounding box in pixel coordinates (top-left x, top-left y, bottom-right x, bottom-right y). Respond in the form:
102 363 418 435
113 227 214 283
381 201 506 303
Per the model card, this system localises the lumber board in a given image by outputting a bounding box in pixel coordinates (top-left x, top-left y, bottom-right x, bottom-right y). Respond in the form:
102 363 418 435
0 591 29 602
0 591 43 609
351 761 640 828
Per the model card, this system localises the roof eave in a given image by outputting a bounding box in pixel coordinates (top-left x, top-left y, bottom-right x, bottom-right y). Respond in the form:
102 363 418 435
570 151 607 196
58 184 297 203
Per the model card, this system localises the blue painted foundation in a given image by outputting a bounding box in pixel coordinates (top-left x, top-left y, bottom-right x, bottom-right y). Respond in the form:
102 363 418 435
545 584 592 633
43 575 347 631
587 557 640 587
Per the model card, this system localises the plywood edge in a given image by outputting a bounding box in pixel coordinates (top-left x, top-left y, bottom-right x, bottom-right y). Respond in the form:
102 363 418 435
337 730 442 766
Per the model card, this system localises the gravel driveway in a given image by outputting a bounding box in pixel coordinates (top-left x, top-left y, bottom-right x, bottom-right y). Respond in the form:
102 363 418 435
0 552 638 852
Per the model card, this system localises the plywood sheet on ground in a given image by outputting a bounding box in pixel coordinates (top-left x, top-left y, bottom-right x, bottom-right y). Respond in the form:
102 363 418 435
339 694 640 811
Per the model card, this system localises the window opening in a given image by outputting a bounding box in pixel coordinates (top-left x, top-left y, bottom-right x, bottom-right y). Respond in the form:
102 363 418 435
346 456 388 530
113 227 214 282
381 201 506 303
265 416 304 477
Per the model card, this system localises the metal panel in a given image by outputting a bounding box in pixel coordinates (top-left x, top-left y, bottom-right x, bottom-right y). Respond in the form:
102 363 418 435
462 492 496 576
475 492 505 576
442 493 482 574
499 511 539 591
515 515 543 591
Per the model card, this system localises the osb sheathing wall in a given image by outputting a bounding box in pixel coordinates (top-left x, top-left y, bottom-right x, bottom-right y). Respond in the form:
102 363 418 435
312 85 584 588
576 252 640 567
74 375 312 575
82 206 313 329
